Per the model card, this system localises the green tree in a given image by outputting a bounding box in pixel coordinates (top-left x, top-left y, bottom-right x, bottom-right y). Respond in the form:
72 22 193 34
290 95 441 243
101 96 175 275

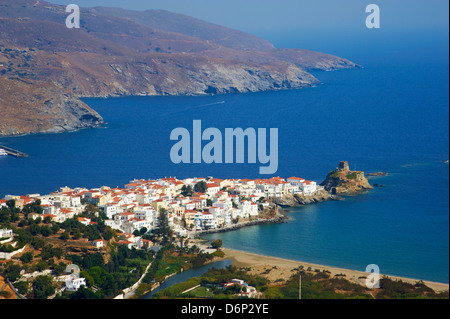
32 275 55 299
88 266 109 287
82 252 104 269
43 215 53 224
36 260 49 272
60 231 70 241
181 185 193 197
22 200 43 216
40 225 52 237
14 281 29 296
41 245 56 260
29 223 40 236
194 181 208 194
80 270 95 287
6 199 15 210
72 229 82 240
51 223 60 234
155 208 173 244
20 252 34 263
4 264 22 282
0 208 11 224
52 262 67 276
210 239 223 250
133 229 141 237
10 211 20 223
103 228 113 241
70 286 99 299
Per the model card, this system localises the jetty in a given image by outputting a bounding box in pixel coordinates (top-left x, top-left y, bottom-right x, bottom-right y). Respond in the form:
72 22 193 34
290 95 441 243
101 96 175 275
0 145 29 158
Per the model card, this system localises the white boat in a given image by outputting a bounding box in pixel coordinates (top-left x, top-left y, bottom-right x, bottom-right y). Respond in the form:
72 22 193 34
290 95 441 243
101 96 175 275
0 149 8 156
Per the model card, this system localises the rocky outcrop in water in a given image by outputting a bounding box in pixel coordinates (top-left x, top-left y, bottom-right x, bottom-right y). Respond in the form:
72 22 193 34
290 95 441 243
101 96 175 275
367 172 388 177
321 161 373 195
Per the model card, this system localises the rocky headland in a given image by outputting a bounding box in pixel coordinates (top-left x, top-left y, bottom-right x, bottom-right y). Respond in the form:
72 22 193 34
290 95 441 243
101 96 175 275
0 0 361 137
271 161 373 209
272 189 341 208
320 161 373 195
0 77 104 136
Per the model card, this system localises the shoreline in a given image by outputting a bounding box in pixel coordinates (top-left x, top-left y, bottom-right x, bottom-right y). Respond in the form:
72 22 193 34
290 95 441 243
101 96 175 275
197 214 287 235
222 248 449 293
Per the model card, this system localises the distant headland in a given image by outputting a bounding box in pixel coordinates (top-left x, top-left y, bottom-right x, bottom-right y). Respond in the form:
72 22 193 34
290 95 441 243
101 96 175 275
0 0 360 137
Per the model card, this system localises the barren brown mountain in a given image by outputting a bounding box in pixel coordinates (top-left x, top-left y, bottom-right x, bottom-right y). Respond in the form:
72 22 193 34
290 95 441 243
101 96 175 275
0 0 360 136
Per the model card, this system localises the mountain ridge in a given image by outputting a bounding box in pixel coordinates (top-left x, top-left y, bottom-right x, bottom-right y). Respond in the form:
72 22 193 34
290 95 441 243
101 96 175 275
0 0 361 136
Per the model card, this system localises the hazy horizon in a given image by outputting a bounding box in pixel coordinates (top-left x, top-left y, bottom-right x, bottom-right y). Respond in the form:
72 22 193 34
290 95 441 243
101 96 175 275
48 0 448 35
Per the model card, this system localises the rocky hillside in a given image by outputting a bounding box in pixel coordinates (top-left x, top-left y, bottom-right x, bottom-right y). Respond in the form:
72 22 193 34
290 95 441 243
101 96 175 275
320 161 373 195
0 76 103 136
272 189 341 207
0 0 360 136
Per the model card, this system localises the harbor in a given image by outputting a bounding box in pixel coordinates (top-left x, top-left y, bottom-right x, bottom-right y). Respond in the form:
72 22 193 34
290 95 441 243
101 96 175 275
0 145 28 158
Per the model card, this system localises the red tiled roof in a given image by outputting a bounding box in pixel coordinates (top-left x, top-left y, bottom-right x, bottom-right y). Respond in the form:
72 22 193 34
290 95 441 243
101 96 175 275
288 177 305 181
117 240 133 245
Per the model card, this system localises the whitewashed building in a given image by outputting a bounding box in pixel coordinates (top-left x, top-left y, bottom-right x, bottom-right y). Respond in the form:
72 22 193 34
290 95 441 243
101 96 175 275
239 200 258 217
92 239 104 249
301 181 317 195
65 277 87 292
206 183 220 198
0 228 13 239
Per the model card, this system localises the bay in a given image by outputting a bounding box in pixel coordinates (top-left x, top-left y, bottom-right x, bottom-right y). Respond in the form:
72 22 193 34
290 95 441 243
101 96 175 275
0 30 448 283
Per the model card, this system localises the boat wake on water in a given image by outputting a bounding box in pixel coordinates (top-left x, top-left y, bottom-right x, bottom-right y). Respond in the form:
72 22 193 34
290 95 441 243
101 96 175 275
160 101 225 117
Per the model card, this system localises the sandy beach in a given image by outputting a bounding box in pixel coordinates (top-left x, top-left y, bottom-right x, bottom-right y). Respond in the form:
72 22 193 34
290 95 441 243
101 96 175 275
222 248 449 293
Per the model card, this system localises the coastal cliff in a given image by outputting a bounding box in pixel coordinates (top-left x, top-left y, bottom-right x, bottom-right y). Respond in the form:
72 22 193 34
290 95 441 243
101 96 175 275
0 0 360 137
272 189 340 207
0 77 103 136
320 161 373 195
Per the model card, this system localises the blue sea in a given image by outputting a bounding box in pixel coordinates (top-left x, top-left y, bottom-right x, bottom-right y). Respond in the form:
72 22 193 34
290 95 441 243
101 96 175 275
0 29 448 283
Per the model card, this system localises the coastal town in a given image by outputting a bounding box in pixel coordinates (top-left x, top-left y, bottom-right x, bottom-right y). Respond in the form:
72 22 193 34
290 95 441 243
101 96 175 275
1 175 321 243
0 174 325 298
1 168 448 300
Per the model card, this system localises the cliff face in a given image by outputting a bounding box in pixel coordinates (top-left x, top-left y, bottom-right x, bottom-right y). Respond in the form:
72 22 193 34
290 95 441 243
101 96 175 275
0 77 103 136
320 161 373 195
0 0 361 137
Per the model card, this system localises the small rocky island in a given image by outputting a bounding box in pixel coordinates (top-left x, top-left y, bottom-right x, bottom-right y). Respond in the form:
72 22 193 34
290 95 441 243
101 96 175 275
320 161 373 195
367 172 388 177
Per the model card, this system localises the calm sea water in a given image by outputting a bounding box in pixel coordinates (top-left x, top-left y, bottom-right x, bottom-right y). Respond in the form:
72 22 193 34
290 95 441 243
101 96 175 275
0 30 448 282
